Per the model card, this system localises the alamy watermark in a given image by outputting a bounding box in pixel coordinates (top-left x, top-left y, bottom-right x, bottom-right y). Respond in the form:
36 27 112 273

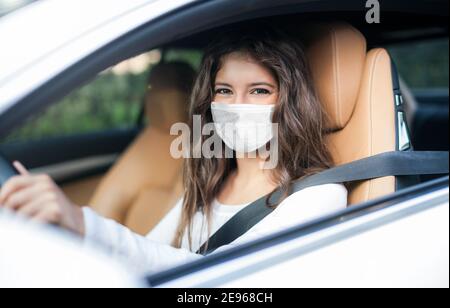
366 0 381 24
170 115 279 170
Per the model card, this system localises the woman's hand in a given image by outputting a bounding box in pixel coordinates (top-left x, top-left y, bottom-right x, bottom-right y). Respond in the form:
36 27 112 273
0 161 85 236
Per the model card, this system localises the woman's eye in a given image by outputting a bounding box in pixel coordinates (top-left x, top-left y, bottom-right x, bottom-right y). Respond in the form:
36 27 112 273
251 88 271 95
215 88 232 95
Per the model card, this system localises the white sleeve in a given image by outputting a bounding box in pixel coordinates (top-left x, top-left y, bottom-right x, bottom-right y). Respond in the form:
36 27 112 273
146 199 183 245
82 204 201 276
82 183 347 275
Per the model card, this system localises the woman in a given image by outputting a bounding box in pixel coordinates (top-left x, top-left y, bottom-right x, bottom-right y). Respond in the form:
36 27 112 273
0 26 347 274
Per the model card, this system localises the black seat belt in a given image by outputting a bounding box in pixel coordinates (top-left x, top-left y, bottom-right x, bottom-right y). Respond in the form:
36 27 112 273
197 150 449 255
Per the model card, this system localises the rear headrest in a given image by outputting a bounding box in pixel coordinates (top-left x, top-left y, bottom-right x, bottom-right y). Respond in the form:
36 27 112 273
305 23 367 131
145 62 196 132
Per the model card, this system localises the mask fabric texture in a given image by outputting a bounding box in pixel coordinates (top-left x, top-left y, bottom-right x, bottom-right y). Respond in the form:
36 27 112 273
211 102 276 153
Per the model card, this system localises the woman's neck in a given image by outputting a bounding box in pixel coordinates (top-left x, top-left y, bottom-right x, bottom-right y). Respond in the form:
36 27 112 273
235 155 271 183
217 154 278 206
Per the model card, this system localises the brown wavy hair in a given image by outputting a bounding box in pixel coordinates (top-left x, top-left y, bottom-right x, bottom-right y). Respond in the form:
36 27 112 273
172 25 334 251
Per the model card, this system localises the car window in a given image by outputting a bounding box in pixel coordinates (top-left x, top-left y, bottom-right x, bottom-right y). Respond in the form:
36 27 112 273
388 38 449 90
1 50 164 144
2 48 203 145
163 48 203 71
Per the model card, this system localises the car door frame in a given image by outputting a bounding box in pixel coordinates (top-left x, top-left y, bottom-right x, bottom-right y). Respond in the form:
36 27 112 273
148 176 449 287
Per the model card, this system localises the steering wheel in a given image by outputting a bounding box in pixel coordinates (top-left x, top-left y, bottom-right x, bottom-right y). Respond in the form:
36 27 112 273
0 154 18 187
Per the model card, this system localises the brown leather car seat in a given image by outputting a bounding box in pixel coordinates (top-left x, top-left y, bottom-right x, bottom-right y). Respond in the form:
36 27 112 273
305 22 401 205
89 62 196 235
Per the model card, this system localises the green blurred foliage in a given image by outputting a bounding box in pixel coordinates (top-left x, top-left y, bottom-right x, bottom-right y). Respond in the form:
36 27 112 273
165 49 203 70
388 38 449 89
4 71 148 143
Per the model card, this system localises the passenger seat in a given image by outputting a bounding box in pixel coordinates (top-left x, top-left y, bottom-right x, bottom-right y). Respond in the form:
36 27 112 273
304 23 402 205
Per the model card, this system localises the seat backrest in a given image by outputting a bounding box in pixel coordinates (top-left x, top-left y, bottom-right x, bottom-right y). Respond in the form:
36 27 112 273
89 62 195 234
305 23 398 205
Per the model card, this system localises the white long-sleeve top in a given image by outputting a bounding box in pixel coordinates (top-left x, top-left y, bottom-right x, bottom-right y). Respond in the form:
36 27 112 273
83 183 348 275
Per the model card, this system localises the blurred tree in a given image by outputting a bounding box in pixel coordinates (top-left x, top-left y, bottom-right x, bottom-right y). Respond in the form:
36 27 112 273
3 71 147 142
388 38 449 89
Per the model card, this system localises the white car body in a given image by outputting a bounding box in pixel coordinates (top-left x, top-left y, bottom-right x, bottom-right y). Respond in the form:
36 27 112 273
157 186 449 288
0 212 142 288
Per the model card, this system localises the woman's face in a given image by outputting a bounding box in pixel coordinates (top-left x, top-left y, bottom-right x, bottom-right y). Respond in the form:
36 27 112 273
213 52 279 105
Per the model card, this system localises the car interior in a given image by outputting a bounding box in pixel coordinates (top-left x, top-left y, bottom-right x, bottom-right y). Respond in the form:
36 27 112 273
89 61 196 234
0 11 448 236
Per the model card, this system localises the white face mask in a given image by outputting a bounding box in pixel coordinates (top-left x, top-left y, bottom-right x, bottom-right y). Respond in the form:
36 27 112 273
211 102 276 153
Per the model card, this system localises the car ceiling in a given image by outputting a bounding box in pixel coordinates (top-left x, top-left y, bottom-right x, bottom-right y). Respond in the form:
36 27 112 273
163 0 448 51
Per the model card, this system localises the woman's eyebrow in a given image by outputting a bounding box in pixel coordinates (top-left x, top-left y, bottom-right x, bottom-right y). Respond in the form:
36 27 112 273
249 82 276 88
214 82 232 87
215 82 277 88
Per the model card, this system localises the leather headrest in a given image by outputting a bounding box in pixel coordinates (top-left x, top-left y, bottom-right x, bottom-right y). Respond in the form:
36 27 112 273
145 62 196 132
305 23 367 131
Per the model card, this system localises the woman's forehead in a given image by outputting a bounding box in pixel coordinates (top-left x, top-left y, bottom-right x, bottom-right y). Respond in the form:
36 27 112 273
216 52 276 85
